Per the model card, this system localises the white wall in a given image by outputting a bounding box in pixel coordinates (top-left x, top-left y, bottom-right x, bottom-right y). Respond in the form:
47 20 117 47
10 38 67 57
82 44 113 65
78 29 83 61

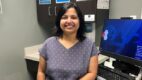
96 0 142 46
109 0 142 19
0 0 47 80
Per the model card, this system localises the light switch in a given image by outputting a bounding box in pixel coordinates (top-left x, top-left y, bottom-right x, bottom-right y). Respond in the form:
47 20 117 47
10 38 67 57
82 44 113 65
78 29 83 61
130 15 137 19
84 14 95 21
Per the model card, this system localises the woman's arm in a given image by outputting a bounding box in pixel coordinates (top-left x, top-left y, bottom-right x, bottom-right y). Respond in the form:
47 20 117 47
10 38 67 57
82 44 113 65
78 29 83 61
80 55 98 80
37 56 46 80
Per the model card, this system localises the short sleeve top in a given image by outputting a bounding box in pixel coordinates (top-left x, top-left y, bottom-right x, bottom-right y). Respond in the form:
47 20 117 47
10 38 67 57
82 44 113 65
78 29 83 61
39 36 99 80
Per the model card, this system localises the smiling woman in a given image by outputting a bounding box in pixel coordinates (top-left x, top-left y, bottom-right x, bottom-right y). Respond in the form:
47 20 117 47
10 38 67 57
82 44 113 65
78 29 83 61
60 7 80 36
37 3 99 80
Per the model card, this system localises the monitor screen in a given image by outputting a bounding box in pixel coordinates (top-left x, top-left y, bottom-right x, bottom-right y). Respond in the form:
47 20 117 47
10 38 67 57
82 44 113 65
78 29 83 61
99 19 142 67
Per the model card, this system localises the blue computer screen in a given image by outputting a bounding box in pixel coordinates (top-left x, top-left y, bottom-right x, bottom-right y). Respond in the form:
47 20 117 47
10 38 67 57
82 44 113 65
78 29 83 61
100 19 142 61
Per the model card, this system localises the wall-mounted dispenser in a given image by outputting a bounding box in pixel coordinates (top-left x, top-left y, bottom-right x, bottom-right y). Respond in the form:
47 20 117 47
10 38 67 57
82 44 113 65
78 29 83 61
85 22 96 42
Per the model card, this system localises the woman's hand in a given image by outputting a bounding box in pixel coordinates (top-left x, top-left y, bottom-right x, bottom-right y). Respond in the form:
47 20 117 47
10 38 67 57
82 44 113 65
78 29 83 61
79 55 98 80
37 56 46 80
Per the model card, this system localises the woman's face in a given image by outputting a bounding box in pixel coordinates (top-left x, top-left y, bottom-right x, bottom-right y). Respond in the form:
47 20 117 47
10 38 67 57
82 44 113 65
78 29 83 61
60 8 80 34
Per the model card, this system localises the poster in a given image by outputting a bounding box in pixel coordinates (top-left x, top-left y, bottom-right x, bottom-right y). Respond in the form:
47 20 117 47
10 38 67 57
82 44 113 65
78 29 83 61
56 0 70 3
39 0 51 5
76 0 88 2
97 0 109 9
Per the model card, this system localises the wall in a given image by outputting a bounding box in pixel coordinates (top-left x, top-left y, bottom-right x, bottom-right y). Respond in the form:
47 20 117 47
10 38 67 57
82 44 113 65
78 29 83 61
1 0 142 79
109 0 142 19
0 0 47 80
96 0 142 46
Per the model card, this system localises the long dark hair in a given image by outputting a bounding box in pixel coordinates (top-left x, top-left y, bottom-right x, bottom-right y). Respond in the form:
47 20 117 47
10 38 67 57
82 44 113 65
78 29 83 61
55 3 86 42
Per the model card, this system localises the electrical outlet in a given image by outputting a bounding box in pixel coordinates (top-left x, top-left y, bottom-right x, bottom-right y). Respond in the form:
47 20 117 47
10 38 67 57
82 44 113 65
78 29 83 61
130 15 137 19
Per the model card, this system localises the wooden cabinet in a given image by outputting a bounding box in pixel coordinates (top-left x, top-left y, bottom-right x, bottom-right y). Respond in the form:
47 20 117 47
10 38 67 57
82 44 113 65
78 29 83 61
36 0 75 26
36 0 74 35
36 0 110 45
36 0 97 35
76 0 97 15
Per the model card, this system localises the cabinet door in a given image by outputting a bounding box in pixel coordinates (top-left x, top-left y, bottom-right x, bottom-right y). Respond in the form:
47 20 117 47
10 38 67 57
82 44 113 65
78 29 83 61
53 0 75 16
36 0 55 28
76 0 97 15
36 0 97 28
36 0 75 28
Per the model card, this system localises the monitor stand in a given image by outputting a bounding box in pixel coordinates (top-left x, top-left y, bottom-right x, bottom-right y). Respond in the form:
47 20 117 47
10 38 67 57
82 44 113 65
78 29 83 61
104 57 115 69
135 68 142 80
112 60 140 76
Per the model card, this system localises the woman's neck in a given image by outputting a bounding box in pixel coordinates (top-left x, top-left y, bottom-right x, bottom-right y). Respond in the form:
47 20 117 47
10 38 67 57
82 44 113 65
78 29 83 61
58 33 79 49
60 33 78 42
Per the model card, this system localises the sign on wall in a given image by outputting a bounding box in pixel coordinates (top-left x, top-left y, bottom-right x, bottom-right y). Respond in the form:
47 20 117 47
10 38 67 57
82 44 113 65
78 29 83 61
56 0 70 3
76 0 88 2
39 0 51 5
97 0 109 9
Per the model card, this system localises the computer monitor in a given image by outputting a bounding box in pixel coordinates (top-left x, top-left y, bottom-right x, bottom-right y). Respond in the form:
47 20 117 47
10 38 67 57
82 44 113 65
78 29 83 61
99 19 142 67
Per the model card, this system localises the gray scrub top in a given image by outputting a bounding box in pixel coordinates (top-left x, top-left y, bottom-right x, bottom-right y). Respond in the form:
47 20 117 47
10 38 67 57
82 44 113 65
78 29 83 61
39 36 99 80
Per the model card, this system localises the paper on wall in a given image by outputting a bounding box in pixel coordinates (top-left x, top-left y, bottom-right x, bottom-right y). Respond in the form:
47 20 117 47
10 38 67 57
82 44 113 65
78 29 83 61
97 0 109 9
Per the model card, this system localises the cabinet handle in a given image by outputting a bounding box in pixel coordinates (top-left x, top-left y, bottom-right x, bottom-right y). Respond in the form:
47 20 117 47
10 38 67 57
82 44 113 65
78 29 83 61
55 6 57 16
48 6 51 16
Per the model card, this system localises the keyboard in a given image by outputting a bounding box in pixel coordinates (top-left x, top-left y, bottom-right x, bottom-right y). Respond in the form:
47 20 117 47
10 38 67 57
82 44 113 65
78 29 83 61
97 65 135 80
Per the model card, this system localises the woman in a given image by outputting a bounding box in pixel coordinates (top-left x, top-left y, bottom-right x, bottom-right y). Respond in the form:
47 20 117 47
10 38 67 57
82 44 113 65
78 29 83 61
37 3 99 80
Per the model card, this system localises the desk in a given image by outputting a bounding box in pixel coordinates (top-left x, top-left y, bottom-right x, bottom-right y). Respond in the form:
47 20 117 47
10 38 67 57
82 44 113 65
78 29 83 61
24 44 109 63
24 44 109 79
